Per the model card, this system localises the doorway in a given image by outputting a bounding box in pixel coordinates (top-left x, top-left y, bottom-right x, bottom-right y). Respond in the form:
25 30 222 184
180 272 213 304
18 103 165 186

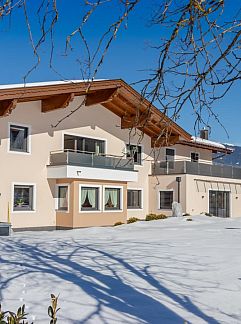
209 190 230 218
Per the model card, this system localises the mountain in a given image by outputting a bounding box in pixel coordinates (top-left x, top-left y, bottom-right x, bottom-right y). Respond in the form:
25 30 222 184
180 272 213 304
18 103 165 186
214 144 241 166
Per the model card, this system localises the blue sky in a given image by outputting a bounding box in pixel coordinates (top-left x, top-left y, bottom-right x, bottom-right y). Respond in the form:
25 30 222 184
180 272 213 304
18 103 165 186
0 0 240 144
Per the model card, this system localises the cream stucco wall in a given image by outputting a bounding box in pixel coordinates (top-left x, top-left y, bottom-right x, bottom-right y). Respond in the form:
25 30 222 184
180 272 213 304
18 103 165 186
0 94 228 229
0 97 153 228
149 174 241 218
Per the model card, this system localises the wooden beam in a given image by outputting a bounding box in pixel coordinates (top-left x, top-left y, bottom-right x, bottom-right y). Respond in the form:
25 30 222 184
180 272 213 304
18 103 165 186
41 93 75 113
85 88 119 106
151 135 180 148
0 99 18 117
121 113 153 129
102 101 126 117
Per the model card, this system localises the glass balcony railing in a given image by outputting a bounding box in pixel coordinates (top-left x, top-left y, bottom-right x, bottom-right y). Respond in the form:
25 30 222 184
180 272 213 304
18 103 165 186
49 150 135 171
152 160 241 179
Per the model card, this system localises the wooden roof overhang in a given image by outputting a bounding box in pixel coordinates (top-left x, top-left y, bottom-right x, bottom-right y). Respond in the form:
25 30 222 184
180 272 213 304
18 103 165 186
0 79 191 147
178 140 232 154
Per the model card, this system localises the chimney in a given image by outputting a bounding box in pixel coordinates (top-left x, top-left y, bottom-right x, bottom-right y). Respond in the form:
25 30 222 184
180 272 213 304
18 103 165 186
200 128 209 140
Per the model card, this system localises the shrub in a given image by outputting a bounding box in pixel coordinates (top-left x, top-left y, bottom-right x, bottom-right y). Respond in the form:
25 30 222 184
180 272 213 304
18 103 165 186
183 213 190 216
114 221 124 226
205 212 212 217
0 294 59 324
186 218 193 221
127 217 140 224
145 213 167 221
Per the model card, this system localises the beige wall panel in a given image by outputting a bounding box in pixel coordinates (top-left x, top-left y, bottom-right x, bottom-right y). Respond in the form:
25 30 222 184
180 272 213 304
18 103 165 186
0 98 152 228
149 175 187 216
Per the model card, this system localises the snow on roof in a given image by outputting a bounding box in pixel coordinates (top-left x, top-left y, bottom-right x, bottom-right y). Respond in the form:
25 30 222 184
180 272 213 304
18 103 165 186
191 136 227 150
0 79 106 90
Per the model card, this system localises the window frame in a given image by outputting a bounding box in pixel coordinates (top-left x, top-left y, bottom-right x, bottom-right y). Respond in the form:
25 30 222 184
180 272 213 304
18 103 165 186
165 148 175 169
127 188 143 210
126 144 143 166
12 182 36 213
103 185 123 212
190 152 199 163
62 132 107 155
158 190 174 210
79 184 102 213
56 184 70 213
8 122 31 155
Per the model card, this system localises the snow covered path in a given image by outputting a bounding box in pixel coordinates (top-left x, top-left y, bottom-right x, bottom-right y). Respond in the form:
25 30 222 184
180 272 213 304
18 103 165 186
1 216 241 323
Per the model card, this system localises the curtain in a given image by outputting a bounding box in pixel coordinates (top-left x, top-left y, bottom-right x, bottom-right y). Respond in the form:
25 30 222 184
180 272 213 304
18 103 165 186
105 188 119 209
88 188 96 207
11 128 25 150
81 187 97 209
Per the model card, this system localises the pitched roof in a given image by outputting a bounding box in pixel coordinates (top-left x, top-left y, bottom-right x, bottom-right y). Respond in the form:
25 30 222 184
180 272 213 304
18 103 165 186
179 136 232 154
0 79 191 147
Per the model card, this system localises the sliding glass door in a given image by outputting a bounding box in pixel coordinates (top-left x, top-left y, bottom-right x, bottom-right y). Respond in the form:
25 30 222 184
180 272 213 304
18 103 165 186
209 190 230 218
64 135 105 155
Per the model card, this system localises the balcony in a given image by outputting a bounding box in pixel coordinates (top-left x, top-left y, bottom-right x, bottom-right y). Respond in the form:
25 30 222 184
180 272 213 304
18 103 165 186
47 150 138 182
152 161 241 180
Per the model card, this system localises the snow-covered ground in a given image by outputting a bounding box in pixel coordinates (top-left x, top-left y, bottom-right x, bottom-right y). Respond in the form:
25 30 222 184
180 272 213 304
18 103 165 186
1 216 241 324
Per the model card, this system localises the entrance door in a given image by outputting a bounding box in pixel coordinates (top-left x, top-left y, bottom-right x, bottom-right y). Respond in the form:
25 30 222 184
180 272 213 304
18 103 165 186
209 190 230 218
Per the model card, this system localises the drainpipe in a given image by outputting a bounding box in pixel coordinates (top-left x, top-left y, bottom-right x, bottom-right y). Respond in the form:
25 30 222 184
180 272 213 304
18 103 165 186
176 176 182 203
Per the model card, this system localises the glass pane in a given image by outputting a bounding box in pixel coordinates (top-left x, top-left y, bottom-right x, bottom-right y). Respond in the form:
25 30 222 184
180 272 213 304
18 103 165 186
10 125 28 152
64 135 76 151
160 191 173 209
105 188 120 210
191 153 199 162
64 135 105 154
209 190 230 218
166 149 175 169
58 186 68 211
126 145 142 165
127 190 141 208
81 187 98 210
14 185 33 211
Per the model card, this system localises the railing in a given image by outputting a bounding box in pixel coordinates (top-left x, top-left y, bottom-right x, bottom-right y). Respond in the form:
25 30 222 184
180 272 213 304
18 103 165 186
152 160 241 179
49 150 135 171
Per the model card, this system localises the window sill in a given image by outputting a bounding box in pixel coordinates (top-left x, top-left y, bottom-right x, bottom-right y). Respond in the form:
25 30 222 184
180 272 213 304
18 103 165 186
12 210 36 214
8 150 31 155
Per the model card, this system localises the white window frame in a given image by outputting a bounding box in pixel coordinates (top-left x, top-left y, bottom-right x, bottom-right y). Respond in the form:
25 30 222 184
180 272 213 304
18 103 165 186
62 132 107 154
55 183 70 213
12 182 36 213
125 143 143 166
158 189 174 210
190 152 199 163
79 184 102 213
8 122 31 155
127 188 143 210
103 185 123 213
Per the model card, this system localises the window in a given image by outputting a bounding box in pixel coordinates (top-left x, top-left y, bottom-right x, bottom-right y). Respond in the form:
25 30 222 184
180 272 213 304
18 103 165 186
57 186 69 211
64 135 105 155
13 185 34 211
81 187 99 211
126 144 142 165
165 148 175 169
10 125 29 153
105 188 121 210
191 152 199 162
127 190 142 209
159 191 173 209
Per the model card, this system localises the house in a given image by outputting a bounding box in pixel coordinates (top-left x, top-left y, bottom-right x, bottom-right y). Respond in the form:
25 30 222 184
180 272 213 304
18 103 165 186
0 79 240 231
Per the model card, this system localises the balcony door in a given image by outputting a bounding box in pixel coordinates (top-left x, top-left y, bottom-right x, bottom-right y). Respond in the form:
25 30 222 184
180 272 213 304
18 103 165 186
209 190 230 218
64 135 105 155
